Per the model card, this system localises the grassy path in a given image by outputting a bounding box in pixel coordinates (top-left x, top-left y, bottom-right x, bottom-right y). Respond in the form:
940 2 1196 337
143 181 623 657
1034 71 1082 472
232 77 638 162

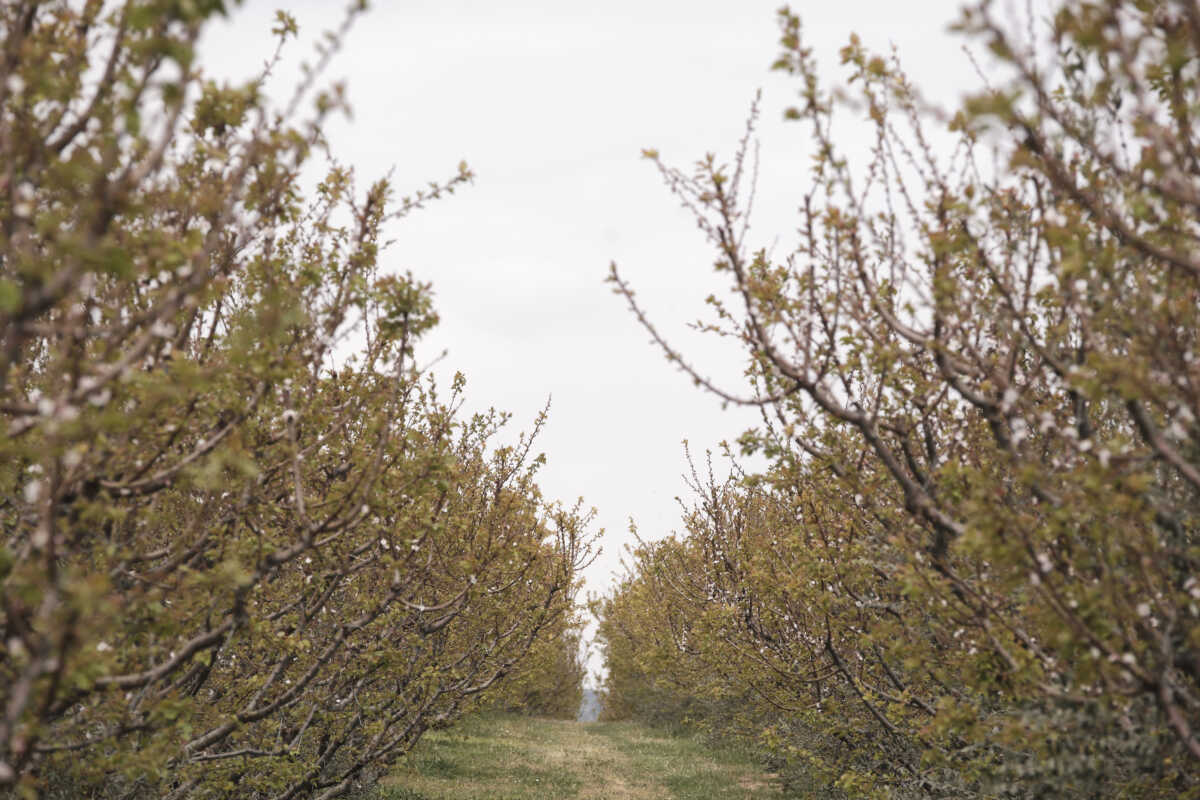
376 714 781 800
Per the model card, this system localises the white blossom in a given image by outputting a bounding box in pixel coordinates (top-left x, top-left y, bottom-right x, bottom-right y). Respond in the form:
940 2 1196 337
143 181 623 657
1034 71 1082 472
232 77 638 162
1010 417 1029 446
150 320 175 339
12 181 34 218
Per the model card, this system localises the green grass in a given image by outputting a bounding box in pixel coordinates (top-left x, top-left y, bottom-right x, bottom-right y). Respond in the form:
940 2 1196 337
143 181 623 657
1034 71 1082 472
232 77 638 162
375 713 781 800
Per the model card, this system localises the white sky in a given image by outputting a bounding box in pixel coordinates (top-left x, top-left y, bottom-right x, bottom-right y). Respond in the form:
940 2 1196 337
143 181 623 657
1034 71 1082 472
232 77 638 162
208 0 978 682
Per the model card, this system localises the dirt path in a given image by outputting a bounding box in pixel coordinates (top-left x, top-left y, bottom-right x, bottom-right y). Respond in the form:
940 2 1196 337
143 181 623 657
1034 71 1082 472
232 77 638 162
377 714 781 799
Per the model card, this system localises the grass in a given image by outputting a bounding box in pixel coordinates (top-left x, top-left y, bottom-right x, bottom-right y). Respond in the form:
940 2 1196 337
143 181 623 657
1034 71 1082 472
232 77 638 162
375 713 782 800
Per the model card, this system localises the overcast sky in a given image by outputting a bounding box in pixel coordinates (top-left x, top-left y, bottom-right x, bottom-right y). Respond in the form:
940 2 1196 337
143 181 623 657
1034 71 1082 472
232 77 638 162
208 0 977 682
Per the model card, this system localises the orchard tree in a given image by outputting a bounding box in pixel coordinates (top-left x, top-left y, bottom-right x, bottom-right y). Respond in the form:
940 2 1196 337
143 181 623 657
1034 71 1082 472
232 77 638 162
607 0 1200 796
482 606 588 720
0 2 595 798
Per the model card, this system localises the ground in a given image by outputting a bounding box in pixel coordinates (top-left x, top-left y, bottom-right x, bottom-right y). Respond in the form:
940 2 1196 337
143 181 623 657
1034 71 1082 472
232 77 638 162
375 714 782 800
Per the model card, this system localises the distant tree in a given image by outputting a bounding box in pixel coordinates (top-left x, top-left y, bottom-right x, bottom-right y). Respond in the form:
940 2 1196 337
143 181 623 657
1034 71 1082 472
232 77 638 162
482 607 588 720
0 3 593 798
606 0 1200 796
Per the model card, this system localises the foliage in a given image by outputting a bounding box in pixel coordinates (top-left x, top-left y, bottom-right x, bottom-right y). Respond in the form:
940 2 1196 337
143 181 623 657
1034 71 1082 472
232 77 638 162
0 2 594 798
480 610 587 720
603 1 1200 797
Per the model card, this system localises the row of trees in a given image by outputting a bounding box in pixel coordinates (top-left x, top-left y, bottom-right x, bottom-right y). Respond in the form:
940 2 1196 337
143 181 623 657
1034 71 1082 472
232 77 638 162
600 0 1200 797
0 2 592 798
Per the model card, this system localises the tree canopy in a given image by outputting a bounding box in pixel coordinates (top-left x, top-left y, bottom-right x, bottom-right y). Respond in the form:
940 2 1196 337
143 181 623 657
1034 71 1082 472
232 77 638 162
601 1 1200 796
0 3 593 798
